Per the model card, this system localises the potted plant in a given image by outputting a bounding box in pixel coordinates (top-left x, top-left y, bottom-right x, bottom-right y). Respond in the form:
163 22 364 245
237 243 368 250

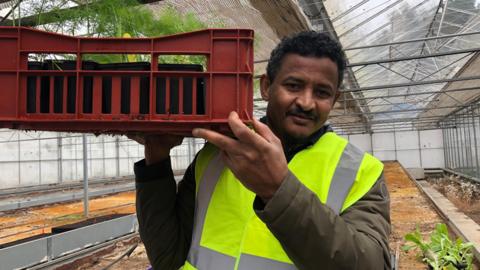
402 223 474 270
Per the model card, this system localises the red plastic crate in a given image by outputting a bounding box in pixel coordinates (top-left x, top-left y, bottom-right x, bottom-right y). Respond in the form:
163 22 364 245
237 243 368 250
0 27 254 136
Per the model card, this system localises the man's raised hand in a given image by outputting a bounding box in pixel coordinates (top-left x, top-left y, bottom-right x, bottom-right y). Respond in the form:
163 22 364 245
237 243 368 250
192 111 288 201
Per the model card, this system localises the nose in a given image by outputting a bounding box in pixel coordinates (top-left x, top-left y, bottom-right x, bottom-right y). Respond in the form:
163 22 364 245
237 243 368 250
295 89 315 112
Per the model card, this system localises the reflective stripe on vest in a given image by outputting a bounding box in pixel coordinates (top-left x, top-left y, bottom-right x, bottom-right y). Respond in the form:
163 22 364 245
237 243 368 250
186 133 383 270
327 143 364 214
187 154 236 268
237 254 297 270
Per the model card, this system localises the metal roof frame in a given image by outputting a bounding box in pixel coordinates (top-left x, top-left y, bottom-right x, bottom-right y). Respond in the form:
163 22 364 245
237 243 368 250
315 0 480 134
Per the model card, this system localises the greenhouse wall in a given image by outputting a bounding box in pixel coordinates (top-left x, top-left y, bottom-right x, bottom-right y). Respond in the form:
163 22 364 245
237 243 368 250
441 106 480 179
0 129 204 190
344 129 444 169
0 126 446 190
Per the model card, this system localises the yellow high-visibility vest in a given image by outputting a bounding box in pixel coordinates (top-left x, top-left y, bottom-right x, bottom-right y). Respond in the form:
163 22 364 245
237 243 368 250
183 132 383 270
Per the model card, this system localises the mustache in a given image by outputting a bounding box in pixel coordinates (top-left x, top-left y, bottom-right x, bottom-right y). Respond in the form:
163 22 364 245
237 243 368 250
286 106 317 120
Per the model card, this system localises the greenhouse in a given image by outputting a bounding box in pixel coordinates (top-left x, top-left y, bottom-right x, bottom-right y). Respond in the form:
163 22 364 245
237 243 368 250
0 0 479 269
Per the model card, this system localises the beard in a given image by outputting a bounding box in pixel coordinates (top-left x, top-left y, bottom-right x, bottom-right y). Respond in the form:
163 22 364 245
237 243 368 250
266 113 317 150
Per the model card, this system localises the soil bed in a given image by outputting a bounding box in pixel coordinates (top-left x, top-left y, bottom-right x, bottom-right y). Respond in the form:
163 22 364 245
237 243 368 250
0 191 136 245
427 174 480 225
57 236 150 270
384 161 443 269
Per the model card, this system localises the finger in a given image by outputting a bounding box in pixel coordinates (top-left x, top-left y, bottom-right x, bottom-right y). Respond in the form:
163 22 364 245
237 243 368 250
228 111 266 147
193 128 240 152
252 118 278 144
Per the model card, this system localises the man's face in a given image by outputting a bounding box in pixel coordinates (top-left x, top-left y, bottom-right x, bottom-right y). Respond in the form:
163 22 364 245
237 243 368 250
261 53 340 144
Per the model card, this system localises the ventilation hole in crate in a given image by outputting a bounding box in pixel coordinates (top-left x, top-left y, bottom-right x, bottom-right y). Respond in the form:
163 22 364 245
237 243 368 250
54 76 63 113
121 76 131 114
67 77 76 113
26 61 43 113
197 78 206 115
183 77 193 115
83 77 93 113
139 76 150 114
170 78 179 114
26 76 37 113
102 76 112 114
156 77 166 114
40 76 50 113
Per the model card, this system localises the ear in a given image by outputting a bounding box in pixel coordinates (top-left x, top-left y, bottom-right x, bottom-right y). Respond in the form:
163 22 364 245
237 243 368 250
260 74 271 101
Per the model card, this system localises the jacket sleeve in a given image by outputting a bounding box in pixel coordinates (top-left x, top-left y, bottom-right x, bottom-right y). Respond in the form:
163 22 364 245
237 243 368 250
135 157 196 270
254 171 391 270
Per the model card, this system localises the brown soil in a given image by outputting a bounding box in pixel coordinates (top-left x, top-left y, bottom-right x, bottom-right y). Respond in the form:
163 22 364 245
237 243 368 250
428 175 480 225
0 191 136 245
55 236 150 270
384 161 443 270
77 241 150 270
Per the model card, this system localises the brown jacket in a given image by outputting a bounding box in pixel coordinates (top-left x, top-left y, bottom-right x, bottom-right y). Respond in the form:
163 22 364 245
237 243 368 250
135 130 391 270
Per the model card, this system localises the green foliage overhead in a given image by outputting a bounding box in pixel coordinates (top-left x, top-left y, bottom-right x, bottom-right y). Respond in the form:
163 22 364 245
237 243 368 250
26 0 212 64
33 0 208 38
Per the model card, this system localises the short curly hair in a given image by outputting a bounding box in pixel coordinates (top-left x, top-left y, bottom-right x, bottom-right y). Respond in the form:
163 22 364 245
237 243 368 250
266 31 346 87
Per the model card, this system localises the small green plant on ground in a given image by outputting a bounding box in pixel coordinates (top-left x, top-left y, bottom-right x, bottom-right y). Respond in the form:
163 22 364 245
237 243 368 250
402 223 474 270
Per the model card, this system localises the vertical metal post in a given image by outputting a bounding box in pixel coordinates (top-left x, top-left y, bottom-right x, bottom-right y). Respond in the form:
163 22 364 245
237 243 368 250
441 124 447 169
102 136 106 178
57 134 63 183
393 130 397 161
115 137 120 177
446 124 451 169
459 116 465 172
82 134 89 217
17 132 21 186
472 109 480 177
38 135 42 185
452 124 458 170
478 106 480 176
74 135 79 179
465 114 473 176
445 124 450 169
451 124 456 169
418 129 423 168
450 123 454 169
126 137 130 171
477 105 480 176
461 116 468 174
455 116 462 171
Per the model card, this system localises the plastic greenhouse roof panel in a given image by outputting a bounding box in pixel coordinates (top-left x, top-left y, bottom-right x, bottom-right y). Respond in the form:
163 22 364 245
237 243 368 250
322 0 480 126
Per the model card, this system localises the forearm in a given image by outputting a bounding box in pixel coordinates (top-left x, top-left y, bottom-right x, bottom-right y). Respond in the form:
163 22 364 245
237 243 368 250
255 172 391 270
135 158 195 270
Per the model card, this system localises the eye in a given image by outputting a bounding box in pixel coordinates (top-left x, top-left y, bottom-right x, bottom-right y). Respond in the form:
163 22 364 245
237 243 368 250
314 88 333 98
284 82 302 91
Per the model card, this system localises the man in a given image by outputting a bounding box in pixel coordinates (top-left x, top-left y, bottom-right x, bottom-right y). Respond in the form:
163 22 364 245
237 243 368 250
134 31 391 270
